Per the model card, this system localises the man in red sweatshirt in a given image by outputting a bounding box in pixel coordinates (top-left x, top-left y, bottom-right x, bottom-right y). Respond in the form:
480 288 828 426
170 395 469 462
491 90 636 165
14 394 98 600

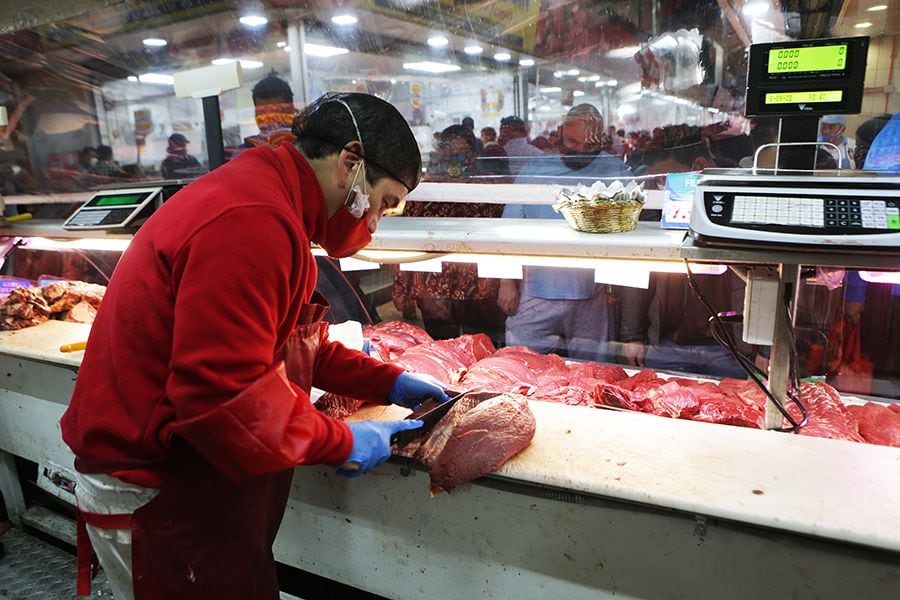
61 92 448 599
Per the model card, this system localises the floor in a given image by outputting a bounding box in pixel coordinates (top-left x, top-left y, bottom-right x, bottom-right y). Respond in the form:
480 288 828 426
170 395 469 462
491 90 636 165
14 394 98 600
0 527 114 600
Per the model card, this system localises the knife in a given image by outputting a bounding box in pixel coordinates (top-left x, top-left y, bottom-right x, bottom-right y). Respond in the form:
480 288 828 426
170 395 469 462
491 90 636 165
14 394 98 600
338 386 484 473
390 386 484 449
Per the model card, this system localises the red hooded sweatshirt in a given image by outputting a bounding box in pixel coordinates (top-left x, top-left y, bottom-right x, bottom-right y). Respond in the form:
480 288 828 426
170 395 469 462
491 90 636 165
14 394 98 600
60 144 402 487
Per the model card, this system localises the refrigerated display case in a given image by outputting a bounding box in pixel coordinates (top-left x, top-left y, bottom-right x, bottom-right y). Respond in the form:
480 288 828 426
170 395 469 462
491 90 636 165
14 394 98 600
0 197 898 598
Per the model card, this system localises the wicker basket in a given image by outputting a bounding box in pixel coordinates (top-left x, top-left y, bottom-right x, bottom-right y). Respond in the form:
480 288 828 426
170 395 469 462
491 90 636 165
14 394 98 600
554 196 644 234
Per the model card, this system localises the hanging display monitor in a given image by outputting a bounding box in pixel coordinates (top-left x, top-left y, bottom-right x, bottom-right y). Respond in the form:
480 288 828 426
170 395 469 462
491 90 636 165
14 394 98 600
745 37 868 117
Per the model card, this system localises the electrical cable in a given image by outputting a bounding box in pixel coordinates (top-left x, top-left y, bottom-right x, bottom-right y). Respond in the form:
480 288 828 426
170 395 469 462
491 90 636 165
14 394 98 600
683 260 807 432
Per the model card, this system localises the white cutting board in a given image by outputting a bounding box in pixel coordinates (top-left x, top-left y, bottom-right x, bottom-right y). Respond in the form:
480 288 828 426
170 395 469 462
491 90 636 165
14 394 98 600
0 320 91 367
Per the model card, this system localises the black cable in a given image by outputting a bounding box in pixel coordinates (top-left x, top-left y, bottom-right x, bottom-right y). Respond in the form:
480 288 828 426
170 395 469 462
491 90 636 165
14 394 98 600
683 260 807 432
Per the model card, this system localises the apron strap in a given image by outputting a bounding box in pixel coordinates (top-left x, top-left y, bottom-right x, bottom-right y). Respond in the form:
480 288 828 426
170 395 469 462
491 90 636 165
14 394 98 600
76 508 133 596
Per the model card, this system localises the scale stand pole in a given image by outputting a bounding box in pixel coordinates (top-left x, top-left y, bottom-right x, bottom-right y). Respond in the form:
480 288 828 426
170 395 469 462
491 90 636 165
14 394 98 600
765 263 801 429
202 95 225 171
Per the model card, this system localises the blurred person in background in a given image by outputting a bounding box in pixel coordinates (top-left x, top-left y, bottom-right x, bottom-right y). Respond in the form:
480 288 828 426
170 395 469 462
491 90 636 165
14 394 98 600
499 104 629 361
818 114 852 168
498 115 545 175
393 124 505 346
244 70 297 149
462 116 483 153
91 145 123 178
481 126 498 148
160 133 202 179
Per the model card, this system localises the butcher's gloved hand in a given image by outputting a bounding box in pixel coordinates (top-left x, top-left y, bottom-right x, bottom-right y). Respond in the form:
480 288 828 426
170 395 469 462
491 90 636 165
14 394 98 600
387 372 451 409
337 419 423 477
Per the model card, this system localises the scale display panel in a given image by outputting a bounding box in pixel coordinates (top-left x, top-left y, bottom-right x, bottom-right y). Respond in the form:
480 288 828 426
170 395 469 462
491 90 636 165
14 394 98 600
690 171 900 249
745 36 867 117
63 187 163 230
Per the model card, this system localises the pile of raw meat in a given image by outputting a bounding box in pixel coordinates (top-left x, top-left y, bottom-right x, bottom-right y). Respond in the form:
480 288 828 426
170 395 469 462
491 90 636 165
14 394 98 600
0 281 106 330
316 321 900 468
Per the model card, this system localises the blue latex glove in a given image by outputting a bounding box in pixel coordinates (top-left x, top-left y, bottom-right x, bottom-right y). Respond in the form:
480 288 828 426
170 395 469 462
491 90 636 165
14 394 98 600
336 419 424 477
387 372 451 409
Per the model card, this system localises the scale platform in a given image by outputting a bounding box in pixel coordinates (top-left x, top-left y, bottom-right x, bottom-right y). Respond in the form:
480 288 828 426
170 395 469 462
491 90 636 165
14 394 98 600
689 169 900 253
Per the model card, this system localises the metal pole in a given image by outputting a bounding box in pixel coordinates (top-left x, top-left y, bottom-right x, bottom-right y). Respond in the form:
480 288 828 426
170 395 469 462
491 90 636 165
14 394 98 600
202 95 225 171
765 263 801 429
288 21 310 107
514 71 527 120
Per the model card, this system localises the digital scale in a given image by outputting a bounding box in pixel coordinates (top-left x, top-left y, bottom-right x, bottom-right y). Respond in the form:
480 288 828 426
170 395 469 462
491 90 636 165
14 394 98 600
690 170 900 249
62 180 189 231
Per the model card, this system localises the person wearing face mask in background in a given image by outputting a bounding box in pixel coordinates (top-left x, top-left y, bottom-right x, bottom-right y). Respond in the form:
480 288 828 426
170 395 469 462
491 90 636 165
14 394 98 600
498 104 630 361
243 70 297 150
392 125 506 346
160 133 202 179
818 114 853 169
60 92 450 600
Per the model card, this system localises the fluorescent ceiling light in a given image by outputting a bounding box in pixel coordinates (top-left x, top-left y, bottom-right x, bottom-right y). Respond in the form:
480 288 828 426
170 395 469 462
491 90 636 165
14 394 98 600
427 35 449 47
138 73 174 85
494 52 512 61
567 68 580 76
142 38 167 47
742 1 769 17
304 43 350 57
277 41 287 48
331 14 358 26
283 46 291 52
403 61 461 74
519 58 535 67
607 45 641 59
588 75 601 82
854 21 873 29
540 86 562 93
867 5 888 11
463 44 483 55
210 58 263 69
573 90 585 97
127 76 138 82
239 15 268 27
859 270 900 284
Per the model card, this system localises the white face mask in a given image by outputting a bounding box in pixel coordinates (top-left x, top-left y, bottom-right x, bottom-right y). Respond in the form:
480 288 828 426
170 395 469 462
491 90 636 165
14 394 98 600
344 159 370 218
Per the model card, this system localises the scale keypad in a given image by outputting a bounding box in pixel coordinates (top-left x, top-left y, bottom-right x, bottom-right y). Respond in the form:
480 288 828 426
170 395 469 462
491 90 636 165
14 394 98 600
65 207 136 227
727 195 900 230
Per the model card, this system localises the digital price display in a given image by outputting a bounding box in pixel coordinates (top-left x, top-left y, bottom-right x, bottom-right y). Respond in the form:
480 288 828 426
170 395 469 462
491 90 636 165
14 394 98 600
767 44 847 75
91 193 148 207
764 90 843 105
745 37 868 117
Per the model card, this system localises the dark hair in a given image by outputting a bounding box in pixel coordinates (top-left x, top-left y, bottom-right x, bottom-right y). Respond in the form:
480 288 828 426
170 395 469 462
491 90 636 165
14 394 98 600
292 92 422 191
437 124 478 150
500 115 527 132
461 116 475 129
252 71 294 104
96 145 113 160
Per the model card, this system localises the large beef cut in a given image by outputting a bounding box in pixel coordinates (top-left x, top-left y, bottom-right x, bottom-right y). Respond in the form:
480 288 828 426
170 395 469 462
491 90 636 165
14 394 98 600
847 402 900 447
788 381 864 442
394 334 495 385
400 391 536 493
362 321 433 359
315 392 365 420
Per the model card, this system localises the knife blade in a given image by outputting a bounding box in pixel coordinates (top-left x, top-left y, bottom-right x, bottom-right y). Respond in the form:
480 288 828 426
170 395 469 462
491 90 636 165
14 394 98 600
391 385 485 449
338 386 485 473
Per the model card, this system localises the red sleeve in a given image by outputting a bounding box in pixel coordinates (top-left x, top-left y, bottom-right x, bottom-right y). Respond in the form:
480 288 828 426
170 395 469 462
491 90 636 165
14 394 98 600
312 339 404 403
164 207 350 478
170 363 353 480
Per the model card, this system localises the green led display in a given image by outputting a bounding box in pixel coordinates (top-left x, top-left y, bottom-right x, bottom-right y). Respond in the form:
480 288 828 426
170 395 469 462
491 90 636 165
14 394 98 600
93 193 146 207
767 44 847 74
764 90 843 105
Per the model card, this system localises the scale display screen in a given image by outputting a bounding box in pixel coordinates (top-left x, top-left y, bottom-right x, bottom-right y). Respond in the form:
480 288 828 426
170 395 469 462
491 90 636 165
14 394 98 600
767 44 847 74
764 90 842 105
745 36 867 117
89 193 148 207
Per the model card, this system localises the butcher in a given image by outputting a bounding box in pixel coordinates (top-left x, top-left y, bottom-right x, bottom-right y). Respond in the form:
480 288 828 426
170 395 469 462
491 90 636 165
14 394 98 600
60 92 449 599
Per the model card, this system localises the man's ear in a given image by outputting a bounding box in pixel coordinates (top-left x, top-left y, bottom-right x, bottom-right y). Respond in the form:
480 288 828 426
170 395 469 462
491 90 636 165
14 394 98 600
337 148 361 188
